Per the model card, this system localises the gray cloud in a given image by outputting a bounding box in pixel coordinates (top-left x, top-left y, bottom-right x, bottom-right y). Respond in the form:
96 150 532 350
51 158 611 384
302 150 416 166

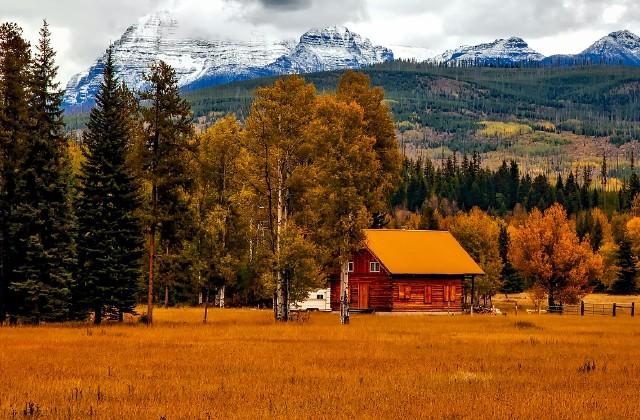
255 0 312 9
2 0 163 82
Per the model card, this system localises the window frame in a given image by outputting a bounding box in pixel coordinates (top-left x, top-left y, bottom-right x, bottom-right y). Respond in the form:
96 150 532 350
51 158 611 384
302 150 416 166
369 261 380 273
347 261 354 273
398 284 411 300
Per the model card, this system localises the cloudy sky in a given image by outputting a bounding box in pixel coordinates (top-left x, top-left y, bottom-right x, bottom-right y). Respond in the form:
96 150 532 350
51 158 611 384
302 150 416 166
3 0 640 84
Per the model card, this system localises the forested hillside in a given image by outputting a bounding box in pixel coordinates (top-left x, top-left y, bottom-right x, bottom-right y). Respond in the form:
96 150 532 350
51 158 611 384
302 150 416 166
181 63 640 140
66 64 640 177
156 63 639 185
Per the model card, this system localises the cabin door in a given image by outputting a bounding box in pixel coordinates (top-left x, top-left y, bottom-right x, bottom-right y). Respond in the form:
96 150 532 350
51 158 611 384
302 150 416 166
359 284 369 309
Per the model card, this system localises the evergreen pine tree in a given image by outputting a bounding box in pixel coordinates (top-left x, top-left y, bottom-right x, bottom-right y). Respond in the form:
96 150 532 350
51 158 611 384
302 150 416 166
77 47 143 324
555 174 566 208
508 160 520 208
8 21 76 323
0 23 32 324
529 174 552 211
564 172 580 214
498 224 523 293
518 174 532 210
138 61 194 324
612 236 637 295
580 167 592 210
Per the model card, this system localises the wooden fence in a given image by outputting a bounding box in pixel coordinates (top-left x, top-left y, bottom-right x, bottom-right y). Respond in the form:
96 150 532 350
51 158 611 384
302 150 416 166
547 302 636 317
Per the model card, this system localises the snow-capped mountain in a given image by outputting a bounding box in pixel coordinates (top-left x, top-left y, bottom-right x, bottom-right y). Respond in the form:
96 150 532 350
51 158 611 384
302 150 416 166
545 30 640 66
63 14 392 109
267 26 392 74
428 37 544 65
580 29 640 66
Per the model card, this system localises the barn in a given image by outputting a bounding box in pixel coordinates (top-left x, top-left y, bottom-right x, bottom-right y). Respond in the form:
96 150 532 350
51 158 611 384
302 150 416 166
329 229 484 313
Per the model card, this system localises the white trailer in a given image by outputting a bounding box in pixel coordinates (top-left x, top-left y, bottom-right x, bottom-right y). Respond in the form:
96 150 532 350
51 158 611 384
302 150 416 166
290 288 331 312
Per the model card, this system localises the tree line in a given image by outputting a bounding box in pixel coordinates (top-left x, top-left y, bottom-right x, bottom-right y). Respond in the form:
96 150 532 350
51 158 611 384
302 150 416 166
391 154 640 303
393 152 640 216
0 21 401 324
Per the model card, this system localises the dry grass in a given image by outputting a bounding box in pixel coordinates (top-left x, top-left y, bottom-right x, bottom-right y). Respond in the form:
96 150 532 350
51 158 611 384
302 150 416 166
2 308 640 419
494 292 640 311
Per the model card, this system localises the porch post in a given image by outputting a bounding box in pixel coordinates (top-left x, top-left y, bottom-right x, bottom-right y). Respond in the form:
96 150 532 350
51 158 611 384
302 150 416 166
470 275 475 316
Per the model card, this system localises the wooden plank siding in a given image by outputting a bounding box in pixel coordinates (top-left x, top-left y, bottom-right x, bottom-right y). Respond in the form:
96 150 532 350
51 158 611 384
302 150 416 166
391 279 463 312
328 248 465 312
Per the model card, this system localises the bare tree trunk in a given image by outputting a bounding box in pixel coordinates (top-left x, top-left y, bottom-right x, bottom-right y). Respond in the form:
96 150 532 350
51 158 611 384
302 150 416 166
275 164 288 322
164 285 169 308
147 227 155 324
340 261 350 325
219 285 225 308
203 286 209 323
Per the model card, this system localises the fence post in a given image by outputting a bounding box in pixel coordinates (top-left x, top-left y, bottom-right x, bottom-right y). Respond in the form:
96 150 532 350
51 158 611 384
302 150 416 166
580 301 585 316
612 303 617 317
632 302 635 317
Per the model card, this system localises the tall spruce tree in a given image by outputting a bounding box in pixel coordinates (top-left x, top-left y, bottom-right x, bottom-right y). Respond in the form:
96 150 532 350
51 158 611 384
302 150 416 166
498 224 523 293
612 235 637 295
8 21 76 323
77 47 143 324
0 23 32 324
138 61 194 324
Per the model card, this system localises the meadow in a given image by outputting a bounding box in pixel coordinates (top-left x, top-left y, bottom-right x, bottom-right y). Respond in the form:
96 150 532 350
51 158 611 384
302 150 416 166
2 307 640 419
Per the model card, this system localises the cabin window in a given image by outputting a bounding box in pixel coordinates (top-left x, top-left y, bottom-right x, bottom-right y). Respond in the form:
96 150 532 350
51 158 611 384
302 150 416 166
424 286 432 304
443 284 456 302
316 294 324 300
347 262 354 273
370 261 380 272
398 285 411 300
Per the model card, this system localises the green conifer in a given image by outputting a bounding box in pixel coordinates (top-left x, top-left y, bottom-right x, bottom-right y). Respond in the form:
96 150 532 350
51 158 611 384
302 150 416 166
76 47 143 324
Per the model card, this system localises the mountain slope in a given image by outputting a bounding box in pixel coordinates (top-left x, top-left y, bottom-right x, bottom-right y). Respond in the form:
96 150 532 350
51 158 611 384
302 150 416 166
428 37 544 65
544 30 640 66
267 26 392 74
63 14 392 109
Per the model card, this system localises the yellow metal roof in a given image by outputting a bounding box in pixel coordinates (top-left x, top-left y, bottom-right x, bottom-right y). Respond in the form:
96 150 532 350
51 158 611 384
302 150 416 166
364 229 485 276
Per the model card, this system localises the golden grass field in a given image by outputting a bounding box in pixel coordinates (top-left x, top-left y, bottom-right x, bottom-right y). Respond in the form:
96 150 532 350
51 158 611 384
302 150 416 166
2 307 640 419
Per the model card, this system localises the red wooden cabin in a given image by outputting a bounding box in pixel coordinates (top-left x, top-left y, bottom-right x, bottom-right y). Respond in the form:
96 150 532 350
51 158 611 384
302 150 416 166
329 229 484 312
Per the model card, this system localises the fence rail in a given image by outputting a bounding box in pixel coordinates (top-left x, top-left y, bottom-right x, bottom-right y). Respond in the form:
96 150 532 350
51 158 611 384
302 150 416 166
546 301 636 317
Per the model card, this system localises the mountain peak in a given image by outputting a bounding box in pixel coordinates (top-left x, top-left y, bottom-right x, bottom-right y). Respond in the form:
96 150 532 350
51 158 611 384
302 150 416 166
429 36 543 65
299 25 363 45
269 25 392 74
121 10 178 42
306 25 351 35
63 20 392 109
608 29 639 40
576 29 640 65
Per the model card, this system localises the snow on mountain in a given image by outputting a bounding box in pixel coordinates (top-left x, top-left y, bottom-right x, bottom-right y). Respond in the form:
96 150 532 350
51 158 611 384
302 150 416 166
428 37 544 65
268 26 393 74
543 30 640 66
580 30 640 65
63 15 392 109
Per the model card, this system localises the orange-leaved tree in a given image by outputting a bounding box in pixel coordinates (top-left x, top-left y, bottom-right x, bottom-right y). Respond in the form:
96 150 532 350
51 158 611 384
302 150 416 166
509 204 603 306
